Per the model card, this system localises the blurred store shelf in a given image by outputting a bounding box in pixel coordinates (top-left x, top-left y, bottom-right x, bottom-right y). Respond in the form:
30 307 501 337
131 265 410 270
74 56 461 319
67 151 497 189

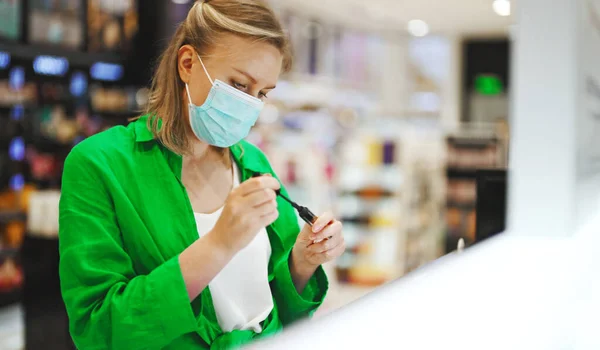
0 212 27 224
446 200 476 211
0 248 19 261
0 42 121 66
446 168 478 179
0 288 21 310
91 110 139 119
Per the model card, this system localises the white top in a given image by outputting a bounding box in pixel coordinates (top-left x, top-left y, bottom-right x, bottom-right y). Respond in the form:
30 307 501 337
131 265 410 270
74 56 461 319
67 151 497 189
193 162 274 333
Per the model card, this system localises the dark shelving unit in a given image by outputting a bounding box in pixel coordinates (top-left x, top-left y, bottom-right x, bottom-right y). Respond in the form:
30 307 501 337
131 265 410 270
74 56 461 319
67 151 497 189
21 234 75 350
0 211 27 223
0 1 166 348
446 200 476 211
446 168 478 179
0 42 121 67
0 247 20 260
0 287 22 309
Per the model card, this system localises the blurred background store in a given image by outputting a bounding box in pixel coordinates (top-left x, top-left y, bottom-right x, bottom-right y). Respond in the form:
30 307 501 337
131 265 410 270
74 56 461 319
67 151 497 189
0 0 513 348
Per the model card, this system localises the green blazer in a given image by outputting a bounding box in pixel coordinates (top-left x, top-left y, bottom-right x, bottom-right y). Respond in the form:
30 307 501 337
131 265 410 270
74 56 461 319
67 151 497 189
58 116 328 350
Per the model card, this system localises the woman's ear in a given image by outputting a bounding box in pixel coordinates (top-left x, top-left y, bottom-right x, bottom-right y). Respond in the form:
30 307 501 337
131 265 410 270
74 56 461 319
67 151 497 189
178 45 196 84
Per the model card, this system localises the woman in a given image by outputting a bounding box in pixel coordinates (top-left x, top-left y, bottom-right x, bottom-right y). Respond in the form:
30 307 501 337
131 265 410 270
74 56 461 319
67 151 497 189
58 1 345 349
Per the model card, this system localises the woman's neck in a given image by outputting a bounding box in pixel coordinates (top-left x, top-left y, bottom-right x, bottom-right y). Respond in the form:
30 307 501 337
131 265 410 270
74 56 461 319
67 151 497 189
185 139 230 169
182 139 234 214
189 139 211 160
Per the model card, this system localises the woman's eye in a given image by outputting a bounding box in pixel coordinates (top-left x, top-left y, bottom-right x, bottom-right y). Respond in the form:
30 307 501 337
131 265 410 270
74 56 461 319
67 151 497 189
259 92 268 99
232 82 247 90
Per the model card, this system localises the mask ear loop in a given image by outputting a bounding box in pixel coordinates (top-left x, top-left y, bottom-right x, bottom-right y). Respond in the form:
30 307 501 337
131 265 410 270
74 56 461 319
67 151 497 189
197 55 214 85
186 55 214 106
185 84 194 105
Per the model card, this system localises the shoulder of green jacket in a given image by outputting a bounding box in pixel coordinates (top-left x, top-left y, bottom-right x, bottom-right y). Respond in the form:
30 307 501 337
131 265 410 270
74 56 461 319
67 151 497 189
231 139 275 175
66 114 275 175
65 123 133 168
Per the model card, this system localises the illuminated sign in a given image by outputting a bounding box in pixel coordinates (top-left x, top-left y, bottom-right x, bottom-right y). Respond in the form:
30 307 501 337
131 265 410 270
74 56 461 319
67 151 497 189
70 71 88 97
90 62 124 82
0 51 10 69
9 174 25 191
9 137 25 161
33 55 69 76
9 66 25 90
475 75 504 96
11 105 24 121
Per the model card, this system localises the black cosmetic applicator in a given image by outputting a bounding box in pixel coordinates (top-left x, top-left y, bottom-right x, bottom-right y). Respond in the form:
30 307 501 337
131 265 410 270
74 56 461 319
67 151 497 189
252 172 317 226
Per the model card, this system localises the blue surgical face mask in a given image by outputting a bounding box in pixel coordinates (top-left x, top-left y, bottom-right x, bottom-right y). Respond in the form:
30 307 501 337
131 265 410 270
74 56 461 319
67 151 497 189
186 55 264 148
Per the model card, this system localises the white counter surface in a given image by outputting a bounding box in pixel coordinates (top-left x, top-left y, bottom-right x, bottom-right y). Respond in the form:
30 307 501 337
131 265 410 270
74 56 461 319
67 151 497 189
252 218 600 350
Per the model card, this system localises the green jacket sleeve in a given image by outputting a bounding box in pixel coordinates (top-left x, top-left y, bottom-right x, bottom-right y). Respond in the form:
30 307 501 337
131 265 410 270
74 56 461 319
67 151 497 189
59 147 197 350
271 252 329 325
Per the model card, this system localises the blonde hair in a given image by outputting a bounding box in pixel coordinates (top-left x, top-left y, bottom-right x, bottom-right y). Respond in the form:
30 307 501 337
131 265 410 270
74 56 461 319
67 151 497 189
142 0 292 155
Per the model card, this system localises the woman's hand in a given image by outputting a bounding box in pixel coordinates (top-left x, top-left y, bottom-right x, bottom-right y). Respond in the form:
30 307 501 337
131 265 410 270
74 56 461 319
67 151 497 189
290 211 345 292
180 176 280 301
207 176 281 254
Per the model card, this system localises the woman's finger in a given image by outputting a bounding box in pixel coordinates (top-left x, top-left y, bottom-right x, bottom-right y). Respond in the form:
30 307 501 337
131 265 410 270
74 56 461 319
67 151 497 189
309 240 345 263
310 211 335 235
237 176 280 196
324 242 346 260
242 188 277 207
307 231 343 254
311 220 342 242
259 209 279 227
253 199 278 216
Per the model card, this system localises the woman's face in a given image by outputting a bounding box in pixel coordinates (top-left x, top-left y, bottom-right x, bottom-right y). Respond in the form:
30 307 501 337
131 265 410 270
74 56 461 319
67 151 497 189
178 34 283 107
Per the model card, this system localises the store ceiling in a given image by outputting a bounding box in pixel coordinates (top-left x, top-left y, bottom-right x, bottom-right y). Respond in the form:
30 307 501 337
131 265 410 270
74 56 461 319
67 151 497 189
278 0 517 35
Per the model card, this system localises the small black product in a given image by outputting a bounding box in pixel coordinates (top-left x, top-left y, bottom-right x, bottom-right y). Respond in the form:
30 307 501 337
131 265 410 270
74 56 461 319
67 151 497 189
251 172 317 226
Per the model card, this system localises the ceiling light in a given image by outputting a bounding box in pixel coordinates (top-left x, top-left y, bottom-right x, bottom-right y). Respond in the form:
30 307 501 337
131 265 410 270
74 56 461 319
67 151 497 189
493 0 511 16
407 20 429 37
171 0 191 4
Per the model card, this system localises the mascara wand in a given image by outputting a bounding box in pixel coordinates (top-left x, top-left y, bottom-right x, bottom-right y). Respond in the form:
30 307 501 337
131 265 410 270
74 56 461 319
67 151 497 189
252 172 318 226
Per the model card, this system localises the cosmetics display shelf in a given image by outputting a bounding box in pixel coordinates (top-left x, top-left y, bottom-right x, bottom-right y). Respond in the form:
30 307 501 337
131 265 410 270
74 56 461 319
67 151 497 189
446 168 478 179
0 211 26 224
0 207 26 309
446 200 476 211
91 110 139 120
444 124 508 253
334 119 446 286
0 244 22 309
0 49 146 324
0 42 123 67
0 248 19 261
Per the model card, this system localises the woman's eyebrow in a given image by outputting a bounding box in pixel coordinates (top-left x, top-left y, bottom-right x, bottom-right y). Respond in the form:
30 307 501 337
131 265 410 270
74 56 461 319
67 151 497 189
233 68 276 89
